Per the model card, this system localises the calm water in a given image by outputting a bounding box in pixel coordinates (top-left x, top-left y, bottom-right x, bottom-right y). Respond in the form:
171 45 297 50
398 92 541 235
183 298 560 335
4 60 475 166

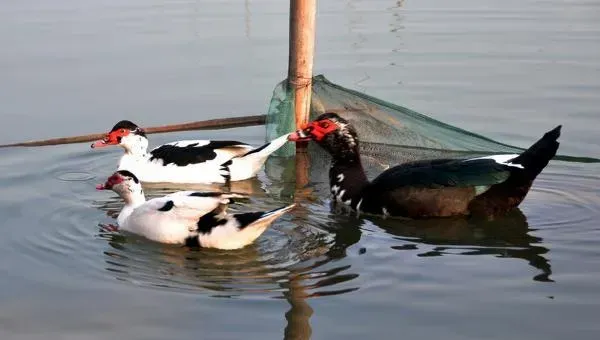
1 0 600 339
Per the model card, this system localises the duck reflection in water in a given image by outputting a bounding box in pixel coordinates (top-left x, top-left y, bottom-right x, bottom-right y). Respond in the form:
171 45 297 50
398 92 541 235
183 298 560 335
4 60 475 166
93 154 551 340
359 208 552 282
94 191 363 296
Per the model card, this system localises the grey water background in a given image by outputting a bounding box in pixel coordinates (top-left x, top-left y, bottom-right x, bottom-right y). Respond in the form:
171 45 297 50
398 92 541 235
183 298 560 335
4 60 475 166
1 0 599 339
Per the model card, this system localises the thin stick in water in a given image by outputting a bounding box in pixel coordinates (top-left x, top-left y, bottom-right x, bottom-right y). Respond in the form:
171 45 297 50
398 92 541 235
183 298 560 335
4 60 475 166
0 115 266 148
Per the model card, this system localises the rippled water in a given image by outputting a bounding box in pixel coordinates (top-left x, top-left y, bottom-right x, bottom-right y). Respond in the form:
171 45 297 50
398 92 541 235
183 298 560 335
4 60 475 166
1 0 600 339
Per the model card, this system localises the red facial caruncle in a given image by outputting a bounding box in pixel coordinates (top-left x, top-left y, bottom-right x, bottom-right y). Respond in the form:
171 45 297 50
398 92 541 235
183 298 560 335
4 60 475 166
288 119 338 142
96 173 124 190
91 129 130 148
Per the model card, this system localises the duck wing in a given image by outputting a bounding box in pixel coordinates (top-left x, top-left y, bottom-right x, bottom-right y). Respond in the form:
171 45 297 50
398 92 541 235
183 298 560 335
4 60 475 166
148 140 253 167
357 157 520 217
135 192 244 225
369 156 517 191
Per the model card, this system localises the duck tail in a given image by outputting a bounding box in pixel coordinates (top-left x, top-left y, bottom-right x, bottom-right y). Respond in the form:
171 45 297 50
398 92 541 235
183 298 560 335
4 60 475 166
192 204 295 250
511 125 561 179
224 133 291 181
230 204 295 243
234 204 295 231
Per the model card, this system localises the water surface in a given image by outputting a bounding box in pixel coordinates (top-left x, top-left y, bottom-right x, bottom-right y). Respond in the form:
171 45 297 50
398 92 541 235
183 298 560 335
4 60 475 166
1 1 599 339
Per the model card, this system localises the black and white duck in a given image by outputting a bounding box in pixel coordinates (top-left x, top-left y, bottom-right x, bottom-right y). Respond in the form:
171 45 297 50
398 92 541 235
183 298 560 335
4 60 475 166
91 120 289 184
96 170 295 249
288 112 561 219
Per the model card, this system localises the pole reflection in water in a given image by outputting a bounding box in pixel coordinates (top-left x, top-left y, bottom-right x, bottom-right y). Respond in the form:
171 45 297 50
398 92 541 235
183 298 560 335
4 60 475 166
93 154 555 339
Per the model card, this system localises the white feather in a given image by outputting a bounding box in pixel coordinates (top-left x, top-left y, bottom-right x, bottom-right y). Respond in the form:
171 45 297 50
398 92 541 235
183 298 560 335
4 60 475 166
119 194 235 244
465 154 523 169
226 133 292 181
107 133 288 184
102 172 292 249
356 199 363 212
163 140 211 147
337 189 346 202
197 205 295 250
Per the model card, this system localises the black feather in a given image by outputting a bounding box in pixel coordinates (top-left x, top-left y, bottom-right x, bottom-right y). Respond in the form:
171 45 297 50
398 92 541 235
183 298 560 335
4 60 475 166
184 236 200 247
205 140 250 149
110 120 146 137
510 125 561 177
369 158 511 191
240 142 270 157
116 170 140 183
149 141 247 167
157 200 174 212
110 120 139 132
233 212 265 229
196 211 228 234
220 159 233 183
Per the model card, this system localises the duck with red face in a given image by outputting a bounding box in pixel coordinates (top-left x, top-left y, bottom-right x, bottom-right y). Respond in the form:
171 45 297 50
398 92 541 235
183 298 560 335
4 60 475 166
91 120 291 184
289 112 561 219
96 170 295 249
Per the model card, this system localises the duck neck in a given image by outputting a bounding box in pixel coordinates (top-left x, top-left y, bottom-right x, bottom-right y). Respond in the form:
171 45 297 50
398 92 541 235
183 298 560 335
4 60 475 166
123 136 150 158
117 189 146 225
329 153 369 204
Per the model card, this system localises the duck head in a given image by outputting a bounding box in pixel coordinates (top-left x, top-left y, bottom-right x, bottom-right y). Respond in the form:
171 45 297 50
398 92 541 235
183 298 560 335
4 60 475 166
91 120 148 155
289 112 360 161
96 170 145 204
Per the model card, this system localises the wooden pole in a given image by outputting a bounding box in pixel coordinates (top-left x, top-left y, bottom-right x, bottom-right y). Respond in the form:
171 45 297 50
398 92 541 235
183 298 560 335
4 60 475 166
288 0 316 129
0 115 266 148
288 0 316 189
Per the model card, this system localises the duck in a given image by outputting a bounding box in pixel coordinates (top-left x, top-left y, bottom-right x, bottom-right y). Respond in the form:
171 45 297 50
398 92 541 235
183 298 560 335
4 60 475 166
91 120 290 184
96 170 295 249
288 112 561 219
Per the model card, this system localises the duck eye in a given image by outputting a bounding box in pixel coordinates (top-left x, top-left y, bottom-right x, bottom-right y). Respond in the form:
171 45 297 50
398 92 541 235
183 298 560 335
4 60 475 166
319 122 329 128
120 129 126 134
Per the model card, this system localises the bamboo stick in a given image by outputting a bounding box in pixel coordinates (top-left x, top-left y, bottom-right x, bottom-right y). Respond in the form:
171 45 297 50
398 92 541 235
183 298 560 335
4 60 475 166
0 115 266 148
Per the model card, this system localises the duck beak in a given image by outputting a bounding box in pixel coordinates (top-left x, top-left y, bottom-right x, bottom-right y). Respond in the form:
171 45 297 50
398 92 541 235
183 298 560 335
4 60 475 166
288 129 313 142
96 180 115 190
96 177 115 190
91 133 119 148
97 173 124 190
91 140 109 148
96 178 115 190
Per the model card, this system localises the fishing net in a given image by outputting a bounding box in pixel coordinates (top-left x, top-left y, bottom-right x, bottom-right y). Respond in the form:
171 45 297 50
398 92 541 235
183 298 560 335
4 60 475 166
266 75 597 171
266 74 527 173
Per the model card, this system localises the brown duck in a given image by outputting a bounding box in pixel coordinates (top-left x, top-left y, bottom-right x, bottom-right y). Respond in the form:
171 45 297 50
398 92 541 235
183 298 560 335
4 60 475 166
289 112 561 219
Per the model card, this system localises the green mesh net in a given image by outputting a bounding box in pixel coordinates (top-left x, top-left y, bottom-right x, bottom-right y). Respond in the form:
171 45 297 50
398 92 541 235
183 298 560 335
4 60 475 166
266 75 598 167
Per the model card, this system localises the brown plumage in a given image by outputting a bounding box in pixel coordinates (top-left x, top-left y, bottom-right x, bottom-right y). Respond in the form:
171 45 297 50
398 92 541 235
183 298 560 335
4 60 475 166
289 112 561 219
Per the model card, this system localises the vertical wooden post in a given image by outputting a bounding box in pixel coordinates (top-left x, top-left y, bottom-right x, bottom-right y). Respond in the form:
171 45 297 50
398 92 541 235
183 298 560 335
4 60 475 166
288 0 316 130
288 0 316 189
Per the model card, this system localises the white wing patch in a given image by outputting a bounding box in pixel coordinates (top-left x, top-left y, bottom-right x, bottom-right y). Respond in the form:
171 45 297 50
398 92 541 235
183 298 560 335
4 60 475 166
356 199 363 212
382 207 389 217
337 189 346 202
466 154 523 169
474 185 492 196
161 140 211 148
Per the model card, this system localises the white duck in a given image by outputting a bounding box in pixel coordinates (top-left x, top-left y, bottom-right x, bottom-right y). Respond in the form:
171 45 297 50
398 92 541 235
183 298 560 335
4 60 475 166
96 170 295 249
91 120 290 184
